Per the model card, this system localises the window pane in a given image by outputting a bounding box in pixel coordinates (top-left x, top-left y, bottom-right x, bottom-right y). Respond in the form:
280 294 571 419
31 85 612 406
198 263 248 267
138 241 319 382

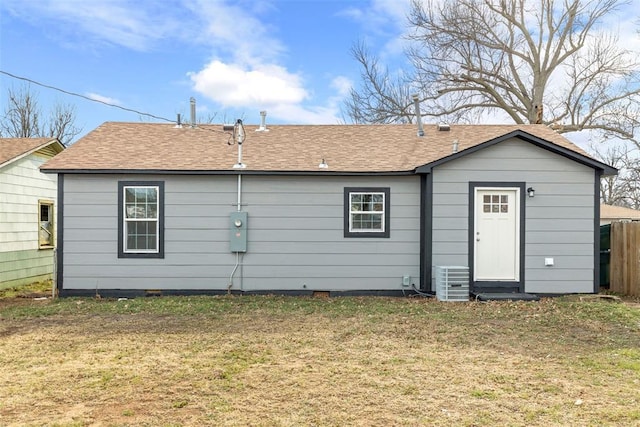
492 195 499 203
352 213 383 231
40 204 50 222
125 187 158 219
500 205 508 213
147 189 158 203
483 204 490 213
483 195 490 203
492 205 499 213
352 193 384 213
125 188 136 202
500 195 508 203
126 204 138 218
126 220 157 251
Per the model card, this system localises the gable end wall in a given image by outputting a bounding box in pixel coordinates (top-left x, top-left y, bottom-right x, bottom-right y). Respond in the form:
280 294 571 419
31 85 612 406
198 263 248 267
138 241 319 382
431 138 595 294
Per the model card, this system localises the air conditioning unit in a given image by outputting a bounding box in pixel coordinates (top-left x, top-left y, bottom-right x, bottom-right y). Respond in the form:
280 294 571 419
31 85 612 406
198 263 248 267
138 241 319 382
435 266 469 302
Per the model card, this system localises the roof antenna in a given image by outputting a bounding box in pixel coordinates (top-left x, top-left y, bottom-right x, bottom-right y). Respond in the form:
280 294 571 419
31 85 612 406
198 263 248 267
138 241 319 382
412 94 424 137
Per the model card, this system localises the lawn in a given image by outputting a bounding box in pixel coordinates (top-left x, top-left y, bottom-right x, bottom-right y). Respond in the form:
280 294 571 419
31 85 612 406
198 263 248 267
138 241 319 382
0 288 639 426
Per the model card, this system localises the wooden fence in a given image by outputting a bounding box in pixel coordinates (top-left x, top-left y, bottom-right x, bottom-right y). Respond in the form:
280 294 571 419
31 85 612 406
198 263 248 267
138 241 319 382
610 221 640 297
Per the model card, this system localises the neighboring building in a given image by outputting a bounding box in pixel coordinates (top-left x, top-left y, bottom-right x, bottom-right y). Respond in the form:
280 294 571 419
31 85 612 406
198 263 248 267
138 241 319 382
40 121 616 297
1 138 65 288
600 204 640 225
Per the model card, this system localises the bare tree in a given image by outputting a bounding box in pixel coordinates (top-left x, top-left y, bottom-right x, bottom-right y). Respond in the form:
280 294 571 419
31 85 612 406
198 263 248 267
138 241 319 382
345 0 640 145
592 143 640 208
344 42 417 124
0 85 81 146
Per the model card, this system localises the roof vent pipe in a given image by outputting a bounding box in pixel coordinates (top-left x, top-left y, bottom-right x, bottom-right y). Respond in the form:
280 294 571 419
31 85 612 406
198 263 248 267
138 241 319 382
190 97 196 128
175 113 182 128
412 94 424 137
452 139 459 153
257 110 269 132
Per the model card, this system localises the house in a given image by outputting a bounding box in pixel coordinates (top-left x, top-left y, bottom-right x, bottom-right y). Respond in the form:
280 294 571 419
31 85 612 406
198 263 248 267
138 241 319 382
1 137 65 288
600 204 640 225
40 120 616 297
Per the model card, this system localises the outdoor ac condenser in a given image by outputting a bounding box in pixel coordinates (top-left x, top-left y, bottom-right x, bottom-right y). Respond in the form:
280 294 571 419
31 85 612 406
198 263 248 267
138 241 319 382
435 266 469 302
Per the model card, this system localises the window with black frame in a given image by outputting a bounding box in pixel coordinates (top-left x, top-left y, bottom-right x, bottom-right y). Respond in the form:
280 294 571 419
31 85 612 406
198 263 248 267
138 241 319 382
118 181 164 258
343 187 390 238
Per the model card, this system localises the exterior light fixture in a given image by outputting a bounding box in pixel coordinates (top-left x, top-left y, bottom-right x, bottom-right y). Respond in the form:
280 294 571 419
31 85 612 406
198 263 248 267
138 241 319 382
527 187 535 198
318 158 328 169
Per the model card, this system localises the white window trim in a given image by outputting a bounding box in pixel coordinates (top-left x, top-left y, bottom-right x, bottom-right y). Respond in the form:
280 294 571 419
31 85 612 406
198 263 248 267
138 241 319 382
349 191 386 233
123 185 160 254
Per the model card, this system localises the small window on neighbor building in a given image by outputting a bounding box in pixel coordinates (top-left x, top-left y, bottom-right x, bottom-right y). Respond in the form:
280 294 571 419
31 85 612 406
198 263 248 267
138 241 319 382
38 200 54 248
344 187 390 238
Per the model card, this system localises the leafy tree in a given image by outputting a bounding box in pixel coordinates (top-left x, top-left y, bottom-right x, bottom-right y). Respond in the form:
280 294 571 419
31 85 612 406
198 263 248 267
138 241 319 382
345 0 640 145
0 84 81 146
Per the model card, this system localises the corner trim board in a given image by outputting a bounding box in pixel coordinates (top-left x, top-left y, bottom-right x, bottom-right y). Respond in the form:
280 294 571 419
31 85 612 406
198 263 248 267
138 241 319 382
56 174 64 294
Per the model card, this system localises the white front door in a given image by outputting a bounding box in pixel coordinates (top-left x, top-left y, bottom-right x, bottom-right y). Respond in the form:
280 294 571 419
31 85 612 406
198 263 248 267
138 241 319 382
474 188 520 281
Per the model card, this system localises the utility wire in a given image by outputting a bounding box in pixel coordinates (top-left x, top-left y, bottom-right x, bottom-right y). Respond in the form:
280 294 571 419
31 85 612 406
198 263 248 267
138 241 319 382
0 70 232 136
1 69 174 123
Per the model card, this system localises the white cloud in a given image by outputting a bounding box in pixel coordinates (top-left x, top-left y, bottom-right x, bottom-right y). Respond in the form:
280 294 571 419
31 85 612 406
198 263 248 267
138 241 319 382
330 76 353 98
185 1 351 123
188 60 308 107
85 93 121 105
1 0 360 124
185 0 285 65
2 0 184 51
339 0 409 33
267 103 344 124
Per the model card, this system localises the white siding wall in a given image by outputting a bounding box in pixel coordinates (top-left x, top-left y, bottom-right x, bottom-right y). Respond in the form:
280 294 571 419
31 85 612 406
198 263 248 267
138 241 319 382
62 174 421 292
431 138 595 293
0 154 58 252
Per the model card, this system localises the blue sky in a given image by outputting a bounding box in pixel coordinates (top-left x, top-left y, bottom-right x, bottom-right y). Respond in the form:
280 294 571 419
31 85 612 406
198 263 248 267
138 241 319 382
0 0 410 141
0 0 638 148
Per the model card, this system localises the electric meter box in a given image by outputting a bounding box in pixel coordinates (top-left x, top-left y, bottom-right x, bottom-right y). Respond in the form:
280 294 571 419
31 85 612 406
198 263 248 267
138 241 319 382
229 211 248 252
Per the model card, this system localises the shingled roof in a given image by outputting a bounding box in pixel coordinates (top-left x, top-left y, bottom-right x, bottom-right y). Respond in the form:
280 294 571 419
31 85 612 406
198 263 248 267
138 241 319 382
1 137 64 168
40 121 606 174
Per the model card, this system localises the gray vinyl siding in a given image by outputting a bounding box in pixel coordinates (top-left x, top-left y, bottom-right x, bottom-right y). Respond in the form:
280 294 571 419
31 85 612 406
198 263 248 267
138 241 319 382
61 174 421 292
431 138 595 294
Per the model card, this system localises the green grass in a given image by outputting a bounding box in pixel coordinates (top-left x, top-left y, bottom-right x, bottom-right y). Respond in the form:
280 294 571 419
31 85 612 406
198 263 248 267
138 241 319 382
0 280 52 298
1 291 639 426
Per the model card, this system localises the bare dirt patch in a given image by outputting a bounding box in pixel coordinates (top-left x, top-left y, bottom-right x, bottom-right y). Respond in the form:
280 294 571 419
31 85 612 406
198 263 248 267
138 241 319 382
0 296 639 426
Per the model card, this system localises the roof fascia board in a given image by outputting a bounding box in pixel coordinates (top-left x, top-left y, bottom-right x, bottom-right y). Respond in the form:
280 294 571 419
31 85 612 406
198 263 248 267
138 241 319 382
415 130 617 175
39 169 416 176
